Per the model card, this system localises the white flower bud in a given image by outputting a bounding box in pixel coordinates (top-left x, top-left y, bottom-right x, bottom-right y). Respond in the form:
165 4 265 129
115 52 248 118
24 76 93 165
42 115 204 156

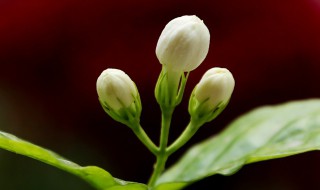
189 67 234 124
195 67 235 110
156 15 210 72
96 68 138 111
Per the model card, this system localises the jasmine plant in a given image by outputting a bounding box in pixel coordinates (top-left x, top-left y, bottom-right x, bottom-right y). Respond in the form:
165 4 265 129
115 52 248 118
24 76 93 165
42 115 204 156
0 15 320 190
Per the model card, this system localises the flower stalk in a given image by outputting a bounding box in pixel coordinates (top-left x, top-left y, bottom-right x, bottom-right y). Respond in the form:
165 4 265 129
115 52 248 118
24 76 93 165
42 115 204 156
166 120 201 156
130 123 159 156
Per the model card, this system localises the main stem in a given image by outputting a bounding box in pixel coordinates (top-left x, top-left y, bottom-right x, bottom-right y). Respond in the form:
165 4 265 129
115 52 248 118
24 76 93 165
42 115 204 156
148 108 173 187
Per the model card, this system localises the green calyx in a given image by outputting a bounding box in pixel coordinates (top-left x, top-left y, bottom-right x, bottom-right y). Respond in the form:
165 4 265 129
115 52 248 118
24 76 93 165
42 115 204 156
155 67 189 110
188 89 230 126
99 93 142 128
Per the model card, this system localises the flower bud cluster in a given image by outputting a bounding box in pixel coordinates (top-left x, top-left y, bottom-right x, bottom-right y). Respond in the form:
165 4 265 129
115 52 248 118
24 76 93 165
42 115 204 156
96 15 235 159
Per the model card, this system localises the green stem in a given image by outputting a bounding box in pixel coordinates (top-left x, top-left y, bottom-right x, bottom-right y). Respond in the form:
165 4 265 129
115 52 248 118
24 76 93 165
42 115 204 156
167 121 200 156
132 124 159 155
148 152 168 188
148 108 173 187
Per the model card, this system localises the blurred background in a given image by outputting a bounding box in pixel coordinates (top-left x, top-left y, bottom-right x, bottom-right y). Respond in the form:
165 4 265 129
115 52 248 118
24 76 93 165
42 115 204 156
0 0 320 189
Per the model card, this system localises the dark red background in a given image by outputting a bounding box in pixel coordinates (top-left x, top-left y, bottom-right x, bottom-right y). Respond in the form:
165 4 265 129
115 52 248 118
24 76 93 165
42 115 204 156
0 0 320 189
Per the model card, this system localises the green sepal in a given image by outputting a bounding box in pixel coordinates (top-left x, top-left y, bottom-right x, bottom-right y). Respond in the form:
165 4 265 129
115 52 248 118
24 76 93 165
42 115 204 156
155 67 188 110
175 72 189 106
99 93 141 128
188 88 230 127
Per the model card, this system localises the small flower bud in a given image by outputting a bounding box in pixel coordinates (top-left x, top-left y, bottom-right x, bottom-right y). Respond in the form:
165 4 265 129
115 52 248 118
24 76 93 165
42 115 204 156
97 68 141 126
97 69 137 110
156 15 210 72
195 68 235 109
189 67 235 124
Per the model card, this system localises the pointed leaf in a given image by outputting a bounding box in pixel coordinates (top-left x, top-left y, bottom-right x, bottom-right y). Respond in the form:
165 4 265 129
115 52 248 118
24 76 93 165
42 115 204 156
156 99 320 190
0 131 147 190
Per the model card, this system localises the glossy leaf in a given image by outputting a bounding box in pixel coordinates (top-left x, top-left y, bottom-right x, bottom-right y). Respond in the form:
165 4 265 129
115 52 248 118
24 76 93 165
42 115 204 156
155 99 320 190
0 131 148 190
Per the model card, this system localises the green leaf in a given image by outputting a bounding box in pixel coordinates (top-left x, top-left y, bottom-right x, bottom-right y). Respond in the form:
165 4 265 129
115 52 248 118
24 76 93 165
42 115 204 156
155 99 320 190
0 131 148 190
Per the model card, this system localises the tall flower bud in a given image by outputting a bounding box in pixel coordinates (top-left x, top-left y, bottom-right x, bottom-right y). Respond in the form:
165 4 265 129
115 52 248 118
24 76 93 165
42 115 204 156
155 15 210 109
97 68 142 126
189 67 235 125
156 15 210 72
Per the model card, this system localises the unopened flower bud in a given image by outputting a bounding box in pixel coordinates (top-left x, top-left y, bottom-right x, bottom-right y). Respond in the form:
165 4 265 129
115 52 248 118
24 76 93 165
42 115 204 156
189 67 235 124
156 15 210 72
97 68 142 126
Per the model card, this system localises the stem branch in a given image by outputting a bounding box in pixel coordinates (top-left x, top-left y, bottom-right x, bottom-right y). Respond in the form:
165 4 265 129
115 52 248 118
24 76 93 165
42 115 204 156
167 121 200 156
132 124 159 155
